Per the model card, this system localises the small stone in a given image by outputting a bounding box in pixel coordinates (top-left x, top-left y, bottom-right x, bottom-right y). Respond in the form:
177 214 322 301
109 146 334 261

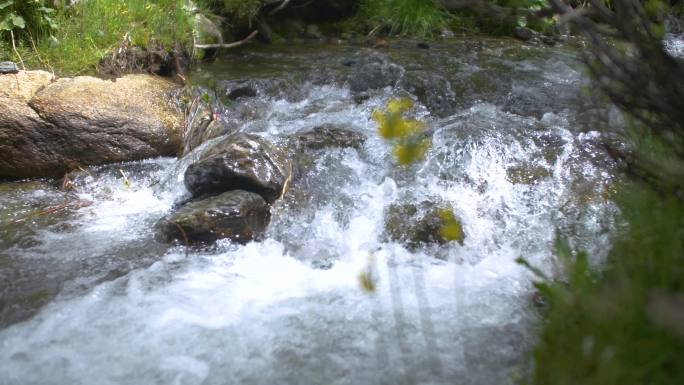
0 61 19 74
513 27 534 41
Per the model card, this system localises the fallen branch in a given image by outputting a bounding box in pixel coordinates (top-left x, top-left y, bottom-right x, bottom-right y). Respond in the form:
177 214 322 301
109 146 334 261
269 0 292 16
194 30 259 49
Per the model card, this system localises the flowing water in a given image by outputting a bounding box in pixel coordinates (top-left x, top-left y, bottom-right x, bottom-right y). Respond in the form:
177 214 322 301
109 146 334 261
0 38 619 385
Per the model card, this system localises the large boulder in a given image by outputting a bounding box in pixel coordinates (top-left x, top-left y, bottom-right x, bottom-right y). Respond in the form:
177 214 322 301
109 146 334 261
0 72 184 178
184 133 292 203
156 190 270 245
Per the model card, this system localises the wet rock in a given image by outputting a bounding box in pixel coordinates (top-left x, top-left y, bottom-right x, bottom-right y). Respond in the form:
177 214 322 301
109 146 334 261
290 124 366 151
0 72 183 178
156 190 270 245
417 42 430 49
184 133 292 203
513 27 534 41
215 78 300 102
0 61 19 74
347 51 403 92
401 71 457 117
384 201 465 249
181 87 240 154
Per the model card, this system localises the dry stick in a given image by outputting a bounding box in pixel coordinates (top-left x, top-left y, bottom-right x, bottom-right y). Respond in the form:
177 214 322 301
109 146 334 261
28 34 55 77
194 30 259 49
9 30 26 70
11 200 92 224
269 0 292 16
168 220 190 257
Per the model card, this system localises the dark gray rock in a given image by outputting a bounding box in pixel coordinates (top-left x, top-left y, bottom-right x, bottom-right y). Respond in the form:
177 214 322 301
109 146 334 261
401 71 457 117
347 52 403 92
513 27 534 41
184 133 291 203
0 61 19 74
156 190 270 245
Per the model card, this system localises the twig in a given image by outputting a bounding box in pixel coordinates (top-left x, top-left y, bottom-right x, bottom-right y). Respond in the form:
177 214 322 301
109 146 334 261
194 30 259 49
12 199 92 224
10 30 26 71
168 220 190 257
269 0 292 16
28 33 53 75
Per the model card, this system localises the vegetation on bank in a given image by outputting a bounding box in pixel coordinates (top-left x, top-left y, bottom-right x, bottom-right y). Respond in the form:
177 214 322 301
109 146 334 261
1 0 194 75
526 1 684 384
1 0 560 75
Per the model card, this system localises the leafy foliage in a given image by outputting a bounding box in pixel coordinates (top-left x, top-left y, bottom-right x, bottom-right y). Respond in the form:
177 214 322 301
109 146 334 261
526 183 684 385
198 0 262 21
0 0 57 38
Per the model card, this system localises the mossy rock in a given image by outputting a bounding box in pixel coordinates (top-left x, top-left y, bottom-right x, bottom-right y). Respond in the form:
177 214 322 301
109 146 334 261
384 201 465 249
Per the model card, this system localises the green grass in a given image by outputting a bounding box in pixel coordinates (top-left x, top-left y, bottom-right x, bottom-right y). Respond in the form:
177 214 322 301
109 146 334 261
527 179 684 384
357 0 453 38
1 0 194 75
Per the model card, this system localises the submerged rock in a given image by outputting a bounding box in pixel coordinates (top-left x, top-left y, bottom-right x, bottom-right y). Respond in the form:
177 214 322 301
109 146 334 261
384 201 465 249
215 78 301 103
401 71 457 117
156 190 270 245
347 51 403 92
0 72 183 178
184 133 292 203
289 124 366 151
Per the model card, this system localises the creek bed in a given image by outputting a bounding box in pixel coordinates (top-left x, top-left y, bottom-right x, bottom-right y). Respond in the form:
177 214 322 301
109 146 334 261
0 38 619 385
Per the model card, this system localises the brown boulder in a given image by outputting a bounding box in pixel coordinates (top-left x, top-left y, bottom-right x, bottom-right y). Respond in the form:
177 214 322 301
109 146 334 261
0 72 183 178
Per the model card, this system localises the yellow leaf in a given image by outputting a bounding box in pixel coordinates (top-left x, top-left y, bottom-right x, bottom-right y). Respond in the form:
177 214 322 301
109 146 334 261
386 97 413 114
394 138 431 165
438 208 465 245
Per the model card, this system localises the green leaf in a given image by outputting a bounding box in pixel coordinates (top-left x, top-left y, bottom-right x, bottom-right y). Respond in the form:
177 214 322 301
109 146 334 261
0 16 10 31
10 13 24 29
0 1 13 10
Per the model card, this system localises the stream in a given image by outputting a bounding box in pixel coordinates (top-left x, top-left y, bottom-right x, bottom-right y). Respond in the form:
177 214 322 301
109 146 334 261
0 38 619 385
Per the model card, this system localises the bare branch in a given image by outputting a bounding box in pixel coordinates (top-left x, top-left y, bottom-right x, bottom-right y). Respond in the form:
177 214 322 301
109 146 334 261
194 30 259 49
